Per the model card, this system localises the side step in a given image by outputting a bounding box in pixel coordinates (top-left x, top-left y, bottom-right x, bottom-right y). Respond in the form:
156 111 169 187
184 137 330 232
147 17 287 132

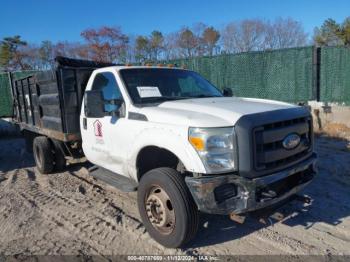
88 166 138 192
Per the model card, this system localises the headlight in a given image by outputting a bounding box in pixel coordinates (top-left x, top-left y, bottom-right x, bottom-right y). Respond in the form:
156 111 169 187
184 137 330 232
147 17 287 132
188 127 237 173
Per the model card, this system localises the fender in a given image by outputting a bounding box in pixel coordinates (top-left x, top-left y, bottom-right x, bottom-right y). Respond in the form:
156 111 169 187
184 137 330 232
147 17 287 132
126 125 206 181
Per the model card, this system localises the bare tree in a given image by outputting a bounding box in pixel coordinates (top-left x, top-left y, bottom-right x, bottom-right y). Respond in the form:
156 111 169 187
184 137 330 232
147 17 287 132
264 18 307 49
221 18 307 53
53 41 90 60
163 32 181 60
124 35 137 63
221 19 266 53
192 22 207 56
38 40 55 69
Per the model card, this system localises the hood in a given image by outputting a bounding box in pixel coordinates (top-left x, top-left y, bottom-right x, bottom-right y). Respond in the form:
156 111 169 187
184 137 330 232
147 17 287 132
139 97 298 127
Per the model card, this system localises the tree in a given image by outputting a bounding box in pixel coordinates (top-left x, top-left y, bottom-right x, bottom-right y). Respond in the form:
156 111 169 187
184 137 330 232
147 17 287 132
81 26 129 63
314 18 343 46
21 44 42 70
221 19 266 53
177 28 198 57
202 26 220 56
50 41 90 61
264 18 307 49
221 18 307 53
163 32 181 60
39 40 54 69
0 35 28 70
0 43 11 71
340 17 350 46
192 22 207 56
314 17 350 46
149 31 164 60
134 31 164 62
135 36 150 62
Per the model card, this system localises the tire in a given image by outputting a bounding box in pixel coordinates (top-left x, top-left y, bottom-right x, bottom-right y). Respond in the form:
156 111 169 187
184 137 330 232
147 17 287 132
52 141 66 172
33 136 54 174
137 167 199 248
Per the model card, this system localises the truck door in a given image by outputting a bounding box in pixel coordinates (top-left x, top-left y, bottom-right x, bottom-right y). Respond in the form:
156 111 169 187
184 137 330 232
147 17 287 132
80 72 125 173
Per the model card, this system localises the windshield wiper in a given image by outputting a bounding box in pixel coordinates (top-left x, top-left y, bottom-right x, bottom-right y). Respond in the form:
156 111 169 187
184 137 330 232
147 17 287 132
140 96 188 103
190 94 222 98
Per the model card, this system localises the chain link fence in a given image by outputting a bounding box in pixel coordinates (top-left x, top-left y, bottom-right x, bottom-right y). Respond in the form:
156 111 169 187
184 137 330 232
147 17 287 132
320 47 350 105
168 47 316 103
0 73 12 117
0 47 349 117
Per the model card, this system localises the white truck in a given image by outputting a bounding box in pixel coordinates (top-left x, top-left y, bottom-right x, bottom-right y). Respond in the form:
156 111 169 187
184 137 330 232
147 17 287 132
11 57 317 248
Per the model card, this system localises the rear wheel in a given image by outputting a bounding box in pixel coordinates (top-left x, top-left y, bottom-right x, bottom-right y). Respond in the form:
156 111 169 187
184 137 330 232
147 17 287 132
137 167 199 248
33 136 54 174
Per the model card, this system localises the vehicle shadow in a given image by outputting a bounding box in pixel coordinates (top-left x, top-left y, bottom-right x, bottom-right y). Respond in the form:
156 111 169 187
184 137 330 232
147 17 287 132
0 137 35 173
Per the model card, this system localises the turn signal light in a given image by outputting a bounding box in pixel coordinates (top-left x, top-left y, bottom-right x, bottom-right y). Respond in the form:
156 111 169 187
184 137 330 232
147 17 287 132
189 137 205 151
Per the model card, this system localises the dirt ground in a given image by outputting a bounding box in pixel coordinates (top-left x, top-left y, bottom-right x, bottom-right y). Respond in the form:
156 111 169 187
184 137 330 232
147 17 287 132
0 135 349 258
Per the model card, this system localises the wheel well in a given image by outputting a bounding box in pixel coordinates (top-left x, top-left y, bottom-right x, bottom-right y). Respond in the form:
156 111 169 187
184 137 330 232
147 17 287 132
136 146 182 181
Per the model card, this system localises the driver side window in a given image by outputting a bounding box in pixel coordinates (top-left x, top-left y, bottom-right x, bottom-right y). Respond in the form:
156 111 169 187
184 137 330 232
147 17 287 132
91 72 123 113
91 72 122 100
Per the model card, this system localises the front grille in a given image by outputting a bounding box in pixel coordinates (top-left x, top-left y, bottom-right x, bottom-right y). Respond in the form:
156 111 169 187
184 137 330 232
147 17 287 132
254 117 312 171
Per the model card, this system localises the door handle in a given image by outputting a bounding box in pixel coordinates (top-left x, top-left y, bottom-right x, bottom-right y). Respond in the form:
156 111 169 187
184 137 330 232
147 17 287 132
83 118 87 130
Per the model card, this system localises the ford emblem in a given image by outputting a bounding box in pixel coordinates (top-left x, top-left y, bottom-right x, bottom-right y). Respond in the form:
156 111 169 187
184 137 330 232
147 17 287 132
282 133 301 150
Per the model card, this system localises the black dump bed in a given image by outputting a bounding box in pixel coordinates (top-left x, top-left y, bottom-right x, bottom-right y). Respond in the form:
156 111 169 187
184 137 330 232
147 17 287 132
11 56 115 141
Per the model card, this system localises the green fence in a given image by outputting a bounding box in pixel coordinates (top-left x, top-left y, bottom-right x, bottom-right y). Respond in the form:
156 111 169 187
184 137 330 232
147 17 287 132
1 46 350 117
169 47 316 103
0 71 37 117
320 47 350 105
0 73 12 117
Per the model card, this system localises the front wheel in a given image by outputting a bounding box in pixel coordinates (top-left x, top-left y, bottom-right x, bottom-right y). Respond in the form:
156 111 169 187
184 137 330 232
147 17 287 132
137 168 199 248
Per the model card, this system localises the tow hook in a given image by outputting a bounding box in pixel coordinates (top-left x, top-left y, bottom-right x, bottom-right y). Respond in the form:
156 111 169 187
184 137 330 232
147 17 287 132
229 213 246 224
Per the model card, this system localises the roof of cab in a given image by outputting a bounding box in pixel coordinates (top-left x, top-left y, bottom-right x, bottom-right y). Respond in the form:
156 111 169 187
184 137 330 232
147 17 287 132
94 65 189 72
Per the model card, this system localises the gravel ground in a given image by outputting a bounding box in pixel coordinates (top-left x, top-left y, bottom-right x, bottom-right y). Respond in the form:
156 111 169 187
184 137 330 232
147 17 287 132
0 135 349 259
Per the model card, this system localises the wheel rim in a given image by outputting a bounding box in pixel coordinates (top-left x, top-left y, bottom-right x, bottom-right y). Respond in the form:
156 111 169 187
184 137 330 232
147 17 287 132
145 185 175 235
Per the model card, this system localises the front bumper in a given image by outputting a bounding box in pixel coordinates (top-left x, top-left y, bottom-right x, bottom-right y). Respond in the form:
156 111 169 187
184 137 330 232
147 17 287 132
185 153 317 215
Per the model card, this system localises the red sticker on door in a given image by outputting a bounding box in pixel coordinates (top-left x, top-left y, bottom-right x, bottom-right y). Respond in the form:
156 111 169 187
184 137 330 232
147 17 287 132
93 120 103 137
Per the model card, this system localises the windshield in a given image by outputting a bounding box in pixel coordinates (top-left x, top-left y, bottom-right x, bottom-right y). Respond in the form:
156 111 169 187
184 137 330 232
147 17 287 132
119 68 223 104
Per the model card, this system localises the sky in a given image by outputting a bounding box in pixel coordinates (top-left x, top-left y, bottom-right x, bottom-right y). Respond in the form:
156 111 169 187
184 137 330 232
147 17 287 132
0 0 349 43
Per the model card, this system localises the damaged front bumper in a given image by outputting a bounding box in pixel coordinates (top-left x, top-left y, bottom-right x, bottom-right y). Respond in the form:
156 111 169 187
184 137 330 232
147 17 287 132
185 153 317 215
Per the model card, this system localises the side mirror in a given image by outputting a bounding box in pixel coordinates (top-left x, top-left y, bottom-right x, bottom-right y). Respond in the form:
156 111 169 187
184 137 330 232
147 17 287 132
84 90 123 118
223 88 233 97
104 98 123 117
84 90 105 118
